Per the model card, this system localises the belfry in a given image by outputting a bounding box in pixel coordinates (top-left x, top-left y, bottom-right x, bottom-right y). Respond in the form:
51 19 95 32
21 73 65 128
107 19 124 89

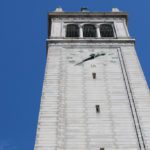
34 7 150 150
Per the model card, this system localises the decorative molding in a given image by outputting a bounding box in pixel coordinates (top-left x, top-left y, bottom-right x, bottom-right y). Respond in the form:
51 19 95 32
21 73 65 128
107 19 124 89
49 12 128 24
46 38 135 45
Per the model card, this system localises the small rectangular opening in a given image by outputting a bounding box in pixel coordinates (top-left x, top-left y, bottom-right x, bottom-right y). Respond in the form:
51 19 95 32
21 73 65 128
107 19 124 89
96 105 100 113
100 148 104 150
92 73 96 79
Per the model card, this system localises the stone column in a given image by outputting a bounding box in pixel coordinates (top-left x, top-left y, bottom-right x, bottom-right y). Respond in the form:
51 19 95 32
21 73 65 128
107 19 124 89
79 24 83 38
96 25 101 38
63 24 67 38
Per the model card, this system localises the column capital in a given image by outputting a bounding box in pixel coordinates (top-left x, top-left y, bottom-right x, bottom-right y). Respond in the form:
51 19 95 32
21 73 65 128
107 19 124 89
95 24 100 28
63 24 67 28
78 24 84 28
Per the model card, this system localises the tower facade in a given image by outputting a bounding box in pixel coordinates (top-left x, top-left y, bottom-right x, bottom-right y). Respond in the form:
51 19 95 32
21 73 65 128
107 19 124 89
34 8 150 150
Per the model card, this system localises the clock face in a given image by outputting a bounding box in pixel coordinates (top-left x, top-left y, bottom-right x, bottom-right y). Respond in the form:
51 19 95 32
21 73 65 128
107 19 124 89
66 48 119 71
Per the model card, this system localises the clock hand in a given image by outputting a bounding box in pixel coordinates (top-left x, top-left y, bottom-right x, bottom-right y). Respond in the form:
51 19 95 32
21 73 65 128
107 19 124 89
82 54 96 62
75 53 105 65
85 53 105 60
75 54 96 65
75 61 84 65
95 53 105 58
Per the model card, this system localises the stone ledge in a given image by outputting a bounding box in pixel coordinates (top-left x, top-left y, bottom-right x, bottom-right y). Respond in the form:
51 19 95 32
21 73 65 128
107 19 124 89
46 38 135 44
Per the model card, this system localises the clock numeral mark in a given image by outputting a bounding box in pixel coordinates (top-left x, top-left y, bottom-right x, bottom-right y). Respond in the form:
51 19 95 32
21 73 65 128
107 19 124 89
91 64 96 68
92 72 96 79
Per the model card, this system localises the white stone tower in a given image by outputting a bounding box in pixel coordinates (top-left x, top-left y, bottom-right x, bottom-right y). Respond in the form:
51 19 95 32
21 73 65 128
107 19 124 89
34 7 150 150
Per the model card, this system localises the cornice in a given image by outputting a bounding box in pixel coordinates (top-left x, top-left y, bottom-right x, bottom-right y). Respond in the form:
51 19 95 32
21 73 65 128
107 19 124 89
48 12 128 24
46 38 135 44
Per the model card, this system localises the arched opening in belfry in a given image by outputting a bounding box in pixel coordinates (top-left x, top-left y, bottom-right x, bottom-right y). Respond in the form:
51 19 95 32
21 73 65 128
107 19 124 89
83 24 96 37
66 24 79 37
100 24 114 37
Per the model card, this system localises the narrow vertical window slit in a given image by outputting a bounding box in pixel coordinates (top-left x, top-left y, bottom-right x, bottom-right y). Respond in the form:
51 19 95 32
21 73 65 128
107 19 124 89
96 105 100 113
92 73 96 79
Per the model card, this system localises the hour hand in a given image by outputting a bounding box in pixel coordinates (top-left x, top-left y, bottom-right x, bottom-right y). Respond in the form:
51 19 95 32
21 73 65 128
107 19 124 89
85 53 105 60
95 53 105 58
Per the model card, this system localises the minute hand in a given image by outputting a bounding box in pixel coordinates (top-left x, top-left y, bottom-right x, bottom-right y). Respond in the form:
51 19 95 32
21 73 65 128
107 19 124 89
76 53 105 65
75 54 95 65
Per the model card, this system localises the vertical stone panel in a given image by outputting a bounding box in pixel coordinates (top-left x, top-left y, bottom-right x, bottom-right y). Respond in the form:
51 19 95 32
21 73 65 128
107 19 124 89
34 47 61 150
51 21 62 37
115 22 128 38
122 46 150 149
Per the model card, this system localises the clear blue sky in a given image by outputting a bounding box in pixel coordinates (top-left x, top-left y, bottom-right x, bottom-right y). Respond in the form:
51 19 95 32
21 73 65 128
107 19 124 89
0 0 149 149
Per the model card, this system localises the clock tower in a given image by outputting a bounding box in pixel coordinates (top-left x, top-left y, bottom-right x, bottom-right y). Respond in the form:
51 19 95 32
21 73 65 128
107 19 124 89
34 7 150 150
